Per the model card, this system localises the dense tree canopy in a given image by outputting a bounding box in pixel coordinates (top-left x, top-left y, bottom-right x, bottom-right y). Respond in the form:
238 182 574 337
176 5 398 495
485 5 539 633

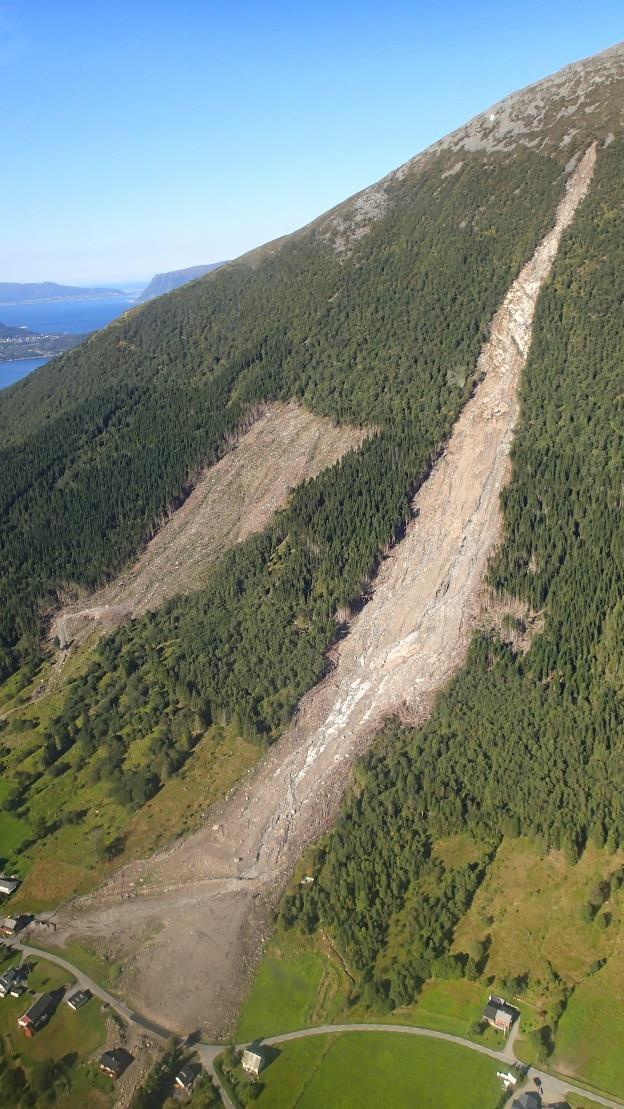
287 139 624 1007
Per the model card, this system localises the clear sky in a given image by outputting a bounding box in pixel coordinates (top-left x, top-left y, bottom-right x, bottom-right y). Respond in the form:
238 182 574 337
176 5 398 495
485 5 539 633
2 1 622 285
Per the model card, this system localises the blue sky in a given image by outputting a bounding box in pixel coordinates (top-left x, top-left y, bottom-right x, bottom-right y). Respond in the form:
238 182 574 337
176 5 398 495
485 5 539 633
2 1 622 285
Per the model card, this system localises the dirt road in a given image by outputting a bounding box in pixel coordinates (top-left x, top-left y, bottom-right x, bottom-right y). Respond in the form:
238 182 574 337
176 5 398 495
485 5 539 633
49 147 596 1037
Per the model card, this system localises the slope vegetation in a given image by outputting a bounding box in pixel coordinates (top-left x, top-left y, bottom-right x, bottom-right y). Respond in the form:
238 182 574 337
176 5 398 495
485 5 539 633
287 134 624 1093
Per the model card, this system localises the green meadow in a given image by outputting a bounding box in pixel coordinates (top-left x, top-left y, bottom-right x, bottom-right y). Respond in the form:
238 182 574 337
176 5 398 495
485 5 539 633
253 1032 503 1109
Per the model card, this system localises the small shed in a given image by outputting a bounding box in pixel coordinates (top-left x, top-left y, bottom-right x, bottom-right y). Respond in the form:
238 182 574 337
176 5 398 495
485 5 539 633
18 993 56 1036
242 1048 264 1077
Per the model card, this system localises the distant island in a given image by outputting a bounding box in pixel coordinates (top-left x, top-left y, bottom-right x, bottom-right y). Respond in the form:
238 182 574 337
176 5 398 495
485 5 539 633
136 262 227 303
0 321 85 362
0 281 125 305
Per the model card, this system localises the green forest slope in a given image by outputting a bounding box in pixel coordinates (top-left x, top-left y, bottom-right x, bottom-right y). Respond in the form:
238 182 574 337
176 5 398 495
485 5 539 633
282 135 624 1095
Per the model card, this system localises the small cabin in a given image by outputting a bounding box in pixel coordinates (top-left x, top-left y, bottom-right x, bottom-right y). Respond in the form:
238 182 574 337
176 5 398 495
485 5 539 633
18 993 56 1036
242 1048 264 1077
0 877 20 897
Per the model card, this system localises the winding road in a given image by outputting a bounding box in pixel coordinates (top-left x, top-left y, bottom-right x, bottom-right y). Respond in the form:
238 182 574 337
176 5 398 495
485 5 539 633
4 940 620 1108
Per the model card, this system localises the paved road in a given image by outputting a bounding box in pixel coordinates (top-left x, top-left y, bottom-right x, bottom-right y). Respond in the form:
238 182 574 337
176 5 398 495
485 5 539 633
6 941 621 1108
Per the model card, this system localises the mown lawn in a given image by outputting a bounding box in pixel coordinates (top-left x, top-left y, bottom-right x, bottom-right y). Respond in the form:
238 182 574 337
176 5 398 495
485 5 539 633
254 1032 503 1109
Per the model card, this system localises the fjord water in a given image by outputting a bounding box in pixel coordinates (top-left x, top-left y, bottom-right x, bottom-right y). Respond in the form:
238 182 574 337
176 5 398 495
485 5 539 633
0 294 135 389
0 357 48 389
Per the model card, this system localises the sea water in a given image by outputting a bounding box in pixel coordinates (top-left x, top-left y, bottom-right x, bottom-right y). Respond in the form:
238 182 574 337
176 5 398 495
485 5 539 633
0 294 136 389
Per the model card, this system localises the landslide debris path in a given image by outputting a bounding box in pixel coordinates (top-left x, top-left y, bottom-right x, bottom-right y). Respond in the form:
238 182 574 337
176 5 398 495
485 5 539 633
51 147 596 1036
50 401 366 650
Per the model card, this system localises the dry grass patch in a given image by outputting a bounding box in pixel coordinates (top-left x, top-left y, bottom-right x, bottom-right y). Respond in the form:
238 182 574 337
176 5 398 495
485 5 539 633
433 833 484 869
452 837 624 986
120 725 260 861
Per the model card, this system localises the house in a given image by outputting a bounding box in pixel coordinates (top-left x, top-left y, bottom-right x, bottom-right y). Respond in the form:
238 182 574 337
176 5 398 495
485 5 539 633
0 964 28 997
99 1049 133 1079
67 989 92 1010
483 994 518 1033
512 1092 541 1109
18 993 57 1036
242 1048 264 1077
174 1063 200 1092
0 877 20 897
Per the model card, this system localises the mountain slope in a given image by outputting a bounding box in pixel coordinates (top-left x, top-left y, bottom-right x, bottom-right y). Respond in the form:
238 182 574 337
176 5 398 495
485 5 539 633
1 45 624 1056
135 262 226 302
45 147 597 1035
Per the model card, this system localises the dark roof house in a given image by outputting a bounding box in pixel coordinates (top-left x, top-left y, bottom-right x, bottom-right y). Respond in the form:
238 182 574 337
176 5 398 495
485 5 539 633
100 1049 133 1079
17 992 57 1036
512 1092 542 1109
175 1062 200 1091
0 877 20 896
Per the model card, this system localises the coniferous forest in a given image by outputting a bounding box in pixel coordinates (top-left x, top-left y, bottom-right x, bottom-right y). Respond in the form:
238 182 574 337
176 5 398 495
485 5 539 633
285 138 624 1006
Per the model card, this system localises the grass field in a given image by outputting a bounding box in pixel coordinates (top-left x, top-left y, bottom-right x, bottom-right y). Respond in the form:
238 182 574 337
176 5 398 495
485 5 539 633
553 949 624 1098
252 1032 504 1108
237 926 353 1041
237 926 495 1043
0 951 111 1107
452 838 624 987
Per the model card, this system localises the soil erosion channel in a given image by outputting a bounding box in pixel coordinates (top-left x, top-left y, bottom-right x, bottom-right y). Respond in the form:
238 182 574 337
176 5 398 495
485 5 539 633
49 147 595 1035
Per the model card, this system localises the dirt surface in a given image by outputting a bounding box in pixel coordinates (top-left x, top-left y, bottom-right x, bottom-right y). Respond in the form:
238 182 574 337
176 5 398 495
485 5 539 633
50 401 366 649
48 148 596 1038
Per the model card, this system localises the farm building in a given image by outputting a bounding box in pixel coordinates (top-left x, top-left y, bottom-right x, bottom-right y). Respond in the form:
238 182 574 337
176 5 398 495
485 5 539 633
100 1049 133 1079
17 993 57 1036
242 1048 264 1076
0 877 20 896
483 994 518 1033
